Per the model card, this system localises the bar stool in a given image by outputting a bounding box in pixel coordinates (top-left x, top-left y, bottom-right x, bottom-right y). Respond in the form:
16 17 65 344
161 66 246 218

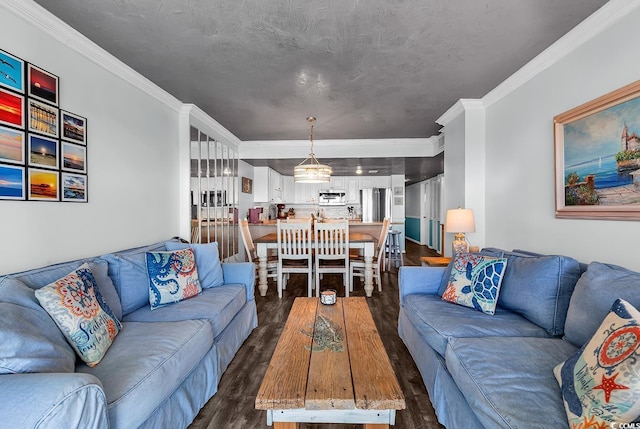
386 230 403 270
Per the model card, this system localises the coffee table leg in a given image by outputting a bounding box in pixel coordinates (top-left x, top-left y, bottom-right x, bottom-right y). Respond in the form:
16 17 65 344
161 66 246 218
274 423 299 429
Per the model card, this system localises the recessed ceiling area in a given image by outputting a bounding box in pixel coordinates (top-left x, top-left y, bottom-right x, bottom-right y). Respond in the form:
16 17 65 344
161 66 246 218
244 154 444 184
33 0 607 184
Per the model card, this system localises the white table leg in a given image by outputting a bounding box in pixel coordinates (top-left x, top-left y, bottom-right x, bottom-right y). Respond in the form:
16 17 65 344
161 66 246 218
364 242 374 297
256 242 268 297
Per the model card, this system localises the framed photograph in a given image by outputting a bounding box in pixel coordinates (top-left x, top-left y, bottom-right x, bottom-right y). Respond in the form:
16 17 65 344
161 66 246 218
555 80 640 220
61 172 87 202
61 141 86 173
28 167 58 201
0 164 25 200
0 125 24 165
0 88 24 129
28 98 59 138
393 186 403 196
0 49 25 94
394 196 403 206
242 176 252 194
28 134 58 169
27 63 58 106
61 110 87 145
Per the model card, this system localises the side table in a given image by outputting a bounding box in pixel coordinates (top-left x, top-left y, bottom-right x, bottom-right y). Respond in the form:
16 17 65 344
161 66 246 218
420 256 451 267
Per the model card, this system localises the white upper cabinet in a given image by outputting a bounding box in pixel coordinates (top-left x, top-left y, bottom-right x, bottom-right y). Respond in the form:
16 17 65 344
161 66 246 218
329 176 345 189
254 167 283 203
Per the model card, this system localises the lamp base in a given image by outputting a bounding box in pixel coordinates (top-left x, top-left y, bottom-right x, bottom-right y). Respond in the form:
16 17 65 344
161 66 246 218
452 233 468 255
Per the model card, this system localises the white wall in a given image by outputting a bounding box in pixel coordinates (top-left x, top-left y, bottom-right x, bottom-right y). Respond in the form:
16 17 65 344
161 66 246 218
0 3 182 274
450 2 640 270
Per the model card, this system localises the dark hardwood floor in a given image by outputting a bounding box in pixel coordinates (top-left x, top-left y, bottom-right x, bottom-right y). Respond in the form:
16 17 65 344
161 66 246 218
189 240 445 429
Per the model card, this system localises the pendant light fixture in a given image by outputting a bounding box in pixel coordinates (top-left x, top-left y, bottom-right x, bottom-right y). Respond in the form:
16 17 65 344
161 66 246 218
294 116 332 183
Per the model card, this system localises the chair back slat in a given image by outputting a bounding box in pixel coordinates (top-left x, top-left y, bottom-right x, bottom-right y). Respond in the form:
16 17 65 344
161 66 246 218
239 218 256 262
277 219 312 259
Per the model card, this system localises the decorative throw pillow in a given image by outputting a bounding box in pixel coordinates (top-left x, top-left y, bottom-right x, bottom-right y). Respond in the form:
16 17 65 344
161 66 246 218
165 241 224 289
554 298 640 427
146 248 202 310
34 263 122 367
441 253 507 315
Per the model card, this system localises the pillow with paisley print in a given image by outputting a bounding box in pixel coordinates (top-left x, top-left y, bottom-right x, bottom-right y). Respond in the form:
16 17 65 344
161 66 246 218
35 263 122 367
146 248 201 310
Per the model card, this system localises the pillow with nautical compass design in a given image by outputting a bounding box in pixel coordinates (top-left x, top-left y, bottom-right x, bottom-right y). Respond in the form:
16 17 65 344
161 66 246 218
554 298 640 427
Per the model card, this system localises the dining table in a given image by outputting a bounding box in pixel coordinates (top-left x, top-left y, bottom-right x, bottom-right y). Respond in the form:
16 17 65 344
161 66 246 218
253 232 377 297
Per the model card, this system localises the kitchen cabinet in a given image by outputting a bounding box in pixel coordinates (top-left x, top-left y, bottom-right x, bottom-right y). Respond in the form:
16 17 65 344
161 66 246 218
346 178 359 203
253 167 283 203
294 182 320 204
282 176 294 203
373 177 390 188
329 176 345 189
358 177 373 189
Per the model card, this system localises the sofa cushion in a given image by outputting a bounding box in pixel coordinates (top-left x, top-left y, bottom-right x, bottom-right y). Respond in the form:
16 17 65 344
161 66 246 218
564 262 640 348
498 253 581 336
441 253 507 315
101 241 167 316
403 294 551 356
35 263 122 367
0 277 76 373
446 336 577 429
146 248 202 310
76 320 213 429
555 299 640 426
165 241 224 289
123 284 246 339
5 258 122 321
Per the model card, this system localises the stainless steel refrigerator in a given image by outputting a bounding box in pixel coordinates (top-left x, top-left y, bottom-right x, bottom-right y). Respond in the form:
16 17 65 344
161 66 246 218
360 188 392 222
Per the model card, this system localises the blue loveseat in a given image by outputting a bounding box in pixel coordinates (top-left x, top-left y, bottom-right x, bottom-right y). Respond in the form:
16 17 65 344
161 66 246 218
0 238 257 429
399 249 640 429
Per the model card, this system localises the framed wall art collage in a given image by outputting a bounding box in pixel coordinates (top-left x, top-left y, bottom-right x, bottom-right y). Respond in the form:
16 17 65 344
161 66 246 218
0 48 87 202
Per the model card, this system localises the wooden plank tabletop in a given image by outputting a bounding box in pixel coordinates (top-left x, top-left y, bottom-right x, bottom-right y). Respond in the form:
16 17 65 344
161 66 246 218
343 298 406 410
255 298 317 410
255 297 405 413
305 299 355 410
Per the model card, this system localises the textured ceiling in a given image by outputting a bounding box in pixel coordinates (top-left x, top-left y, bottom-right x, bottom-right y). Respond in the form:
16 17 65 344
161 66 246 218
33 0 607 183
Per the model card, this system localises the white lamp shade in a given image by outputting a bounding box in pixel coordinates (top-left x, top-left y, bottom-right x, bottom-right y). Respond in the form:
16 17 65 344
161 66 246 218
444 208 476 233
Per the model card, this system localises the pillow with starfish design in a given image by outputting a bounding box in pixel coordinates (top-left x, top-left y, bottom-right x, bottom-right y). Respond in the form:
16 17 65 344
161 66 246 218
554 298 640 427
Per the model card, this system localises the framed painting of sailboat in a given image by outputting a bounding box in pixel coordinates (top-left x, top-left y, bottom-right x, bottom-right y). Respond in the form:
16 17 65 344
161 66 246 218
554 80 640 220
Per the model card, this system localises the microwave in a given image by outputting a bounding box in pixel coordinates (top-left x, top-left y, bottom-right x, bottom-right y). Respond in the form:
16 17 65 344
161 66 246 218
318 189 346 206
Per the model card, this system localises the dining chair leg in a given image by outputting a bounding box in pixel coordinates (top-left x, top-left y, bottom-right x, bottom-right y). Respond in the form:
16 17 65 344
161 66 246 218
344 273 349 297
277 269 283 299
308 272 314 297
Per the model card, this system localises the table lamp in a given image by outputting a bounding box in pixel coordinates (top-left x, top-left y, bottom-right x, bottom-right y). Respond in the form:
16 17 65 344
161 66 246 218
444 207 475 254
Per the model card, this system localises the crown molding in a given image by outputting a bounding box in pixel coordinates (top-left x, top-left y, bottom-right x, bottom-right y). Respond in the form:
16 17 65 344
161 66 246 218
182 104 242 148
436 99 485 127
482 0 640 108
3 0 183 112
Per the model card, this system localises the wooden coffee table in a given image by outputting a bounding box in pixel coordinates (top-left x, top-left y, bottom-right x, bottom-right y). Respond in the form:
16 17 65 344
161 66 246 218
255 297 405 428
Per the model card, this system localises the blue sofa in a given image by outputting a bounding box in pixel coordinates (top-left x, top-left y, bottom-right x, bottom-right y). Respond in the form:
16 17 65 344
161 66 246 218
0 239 258 429
399 249 640 429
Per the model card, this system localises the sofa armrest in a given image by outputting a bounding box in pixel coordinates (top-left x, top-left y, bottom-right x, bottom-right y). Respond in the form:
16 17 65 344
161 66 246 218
398 266 445 306
222 262 255 301
0 372 108 429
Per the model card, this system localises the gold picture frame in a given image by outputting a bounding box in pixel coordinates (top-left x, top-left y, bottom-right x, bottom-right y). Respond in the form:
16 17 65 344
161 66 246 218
554 80 640 220
242 176 252 194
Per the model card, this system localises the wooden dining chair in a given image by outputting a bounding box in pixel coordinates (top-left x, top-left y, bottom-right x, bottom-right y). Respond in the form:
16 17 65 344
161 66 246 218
239 218 277 284
314 220 349 297
350 217 390 293
276 219 313 298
